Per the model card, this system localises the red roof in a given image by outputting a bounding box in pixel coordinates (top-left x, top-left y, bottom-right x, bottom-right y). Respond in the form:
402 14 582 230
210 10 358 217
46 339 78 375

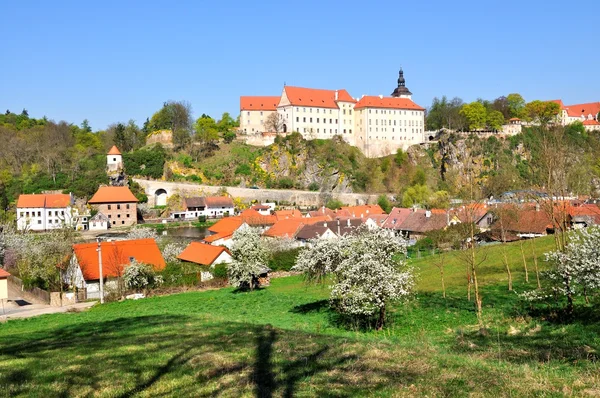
354 96 425 111
240 209 277 226
564 102 600 118
17 193 71 208
0 268 10 278
177 242 230 266
583 119 600 126
308 207 337 218
339 205 386 218
208 217 243 235
240 96 280 111
107 145 122 155
73 238 165 281
283 86 356 109
263 216 330 238
88 186 138 204
203 233 233 243
274 209 303 220
204 196 234 208
382 207 412 230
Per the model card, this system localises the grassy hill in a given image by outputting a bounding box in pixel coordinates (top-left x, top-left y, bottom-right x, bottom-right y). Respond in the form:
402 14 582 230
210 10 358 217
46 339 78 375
1 236 599 397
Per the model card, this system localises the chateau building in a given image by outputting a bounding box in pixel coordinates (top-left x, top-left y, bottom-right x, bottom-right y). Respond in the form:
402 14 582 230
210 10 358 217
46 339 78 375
88 186 138 228
16 193 77 231
551 100 600 131
239 69 426 157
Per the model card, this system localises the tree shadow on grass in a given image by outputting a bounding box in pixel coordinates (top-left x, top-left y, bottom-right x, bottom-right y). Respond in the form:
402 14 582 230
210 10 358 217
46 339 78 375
0 313 424 397
290 299 329 314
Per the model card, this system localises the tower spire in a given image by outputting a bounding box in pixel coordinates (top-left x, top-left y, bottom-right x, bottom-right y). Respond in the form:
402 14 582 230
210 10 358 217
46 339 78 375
391 66 412 98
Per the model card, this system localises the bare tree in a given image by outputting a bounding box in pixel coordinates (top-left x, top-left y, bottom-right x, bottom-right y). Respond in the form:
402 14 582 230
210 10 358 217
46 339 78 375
264 112 284 133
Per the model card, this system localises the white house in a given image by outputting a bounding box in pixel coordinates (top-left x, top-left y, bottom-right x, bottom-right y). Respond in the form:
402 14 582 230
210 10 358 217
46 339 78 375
89 212 109 231
107 145 123 172
177 242 232 281
66 238 165 299
16 193 77 231
239 96 280 134
173 196 236 220
0 268 9 301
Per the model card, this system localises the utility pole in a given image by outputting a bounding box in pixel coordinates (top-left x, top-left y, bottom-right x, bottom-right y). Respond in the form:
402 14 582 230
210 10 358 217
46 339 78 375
96 238 104 304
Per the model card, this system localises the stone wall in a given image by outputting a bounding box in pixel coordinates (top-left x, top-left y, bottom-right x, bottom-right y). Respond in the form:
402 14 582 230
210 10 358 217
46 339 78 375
133 178 382 207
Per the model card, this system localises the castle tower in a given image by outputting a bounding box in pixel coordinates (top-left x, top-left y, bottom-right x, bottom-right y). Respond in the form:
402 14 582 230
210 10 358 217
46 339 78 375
390 67 412 99
107 145 123 172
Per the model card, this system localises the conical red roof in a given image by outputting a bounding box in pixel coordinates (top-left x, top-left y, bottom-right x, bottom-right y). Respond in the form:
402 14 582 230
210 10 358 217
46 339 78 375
107 145 122 155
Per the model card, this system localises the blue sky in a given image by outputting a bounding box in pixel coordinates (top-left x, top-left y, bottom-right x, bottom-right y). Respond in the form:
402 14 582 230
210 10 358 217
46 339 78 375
1 0 597 130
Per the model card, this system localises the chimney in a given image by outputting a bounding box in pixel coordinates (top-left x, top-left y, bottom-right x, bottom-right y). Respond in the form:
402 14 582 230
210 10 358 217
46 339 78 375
337 219 340 236
347 219 350 227
379 94 383 99
335 90 338 101
425 210 431 218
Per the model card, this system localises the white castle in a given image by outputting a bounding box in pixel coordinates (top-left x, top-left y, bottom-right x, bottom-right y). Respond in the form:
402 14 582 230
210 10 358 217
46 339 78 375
239 69 426 158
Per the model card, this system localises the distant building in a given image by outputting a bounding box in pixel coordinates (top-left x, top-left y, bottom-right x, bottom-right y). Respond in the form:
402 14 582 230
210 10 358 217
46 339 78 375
89 212 110 231
177 242 232 281
502 118 522 135
88 186 139 228
106 145 123 172
172 196 235 219
16 193 77 231
239 68 426 157
551 100 600 131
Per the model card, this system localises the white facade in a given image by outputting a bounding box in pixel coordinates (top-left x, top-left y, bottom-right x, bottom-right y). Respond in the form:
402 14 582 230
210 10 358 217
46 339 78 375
239 96 280 134
239 70 426 157
16 194 78 232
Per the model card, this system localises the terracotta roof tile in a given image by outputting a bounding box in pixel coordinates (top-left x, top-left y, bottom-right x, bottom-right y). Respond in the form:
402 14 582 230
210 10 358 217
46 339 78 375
583 119 600 126
88 186 138 204
240 209 277 226
0 268 10 278
308 207 337 218
339 205 386 218
283 86 356 109
274 209 303 220
177 242 230 266
203 233 233 243
382 207 413 230
354 96 425 111
107 145 122 155
240 96 280 111
17 193 71 208
207 217 243 234
73 238 165 281
564 102 600 118
204 196 234 208
399 210 448 234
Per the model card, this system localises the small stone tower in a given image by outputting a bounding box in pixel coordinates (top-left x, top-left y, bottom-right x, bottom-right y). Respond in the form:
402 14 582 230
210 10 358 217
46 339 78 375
107 145 123 172
390 67 413 99
107 145 126 186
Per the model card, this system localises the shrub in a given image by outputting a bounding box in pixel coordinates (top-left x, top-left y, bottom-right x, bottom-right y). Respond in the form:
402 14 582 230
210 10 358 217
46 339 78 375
278 177 294 189
212 263 228 279
123 261 164 292
268 248 301 271
308 182 320 191
326 199 344 210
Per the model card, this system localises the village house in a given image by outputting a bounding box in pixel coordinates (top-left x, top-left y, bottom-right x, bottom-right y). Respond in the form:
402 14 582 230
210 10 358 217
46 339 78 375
262 215 331 242
295 218 364 245
382 207 413 232
203 217 246 248
177 242 232 281
396 209 449 241
175 196 235 219
569 204 600 229
16 193 77 231
89 212 110 231
88 186 138 228
274 209 303 220
66 238 165 299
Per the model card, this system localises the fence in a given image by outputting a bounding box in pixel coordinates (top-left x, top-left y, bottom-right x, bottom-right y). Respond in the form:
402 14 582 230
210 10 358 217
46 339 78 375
7 275 51 304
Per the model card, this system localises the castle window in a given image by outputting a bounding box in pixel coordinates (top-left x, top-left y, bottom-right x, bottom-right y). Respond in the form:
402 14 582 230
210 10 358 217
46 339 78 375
108 205 111 210
349 129 352 134
296 117 299 122
117 204 121 210
303 117 306 122
310 118 312 122
317 118 319 123
113 158 116 161
126 204 130 209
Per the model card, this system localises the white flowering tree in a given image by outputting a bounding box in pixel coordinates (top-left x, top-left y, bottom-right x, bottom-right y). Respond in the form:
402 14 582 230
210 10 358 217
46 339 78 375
294 226 414 330
543 227 600 314
123 260 163 292
126 227 158 240
229 227 269 290
161 242 186 264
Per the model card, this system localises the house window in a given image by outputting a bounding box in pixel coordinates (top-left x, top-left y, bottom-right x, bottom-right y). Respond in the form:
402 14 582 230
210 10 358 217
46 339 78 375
303 117 306 122
117 214 121 218
122 221 125 224
317 118 320 123
108 205 112 210
296 117 299 122
310 118 312 122
108 214 111 219
37 211 41 216
126 204 130 209
113 221 116 225
38 220 41 224
25 212 30 217
48 219 52 224
127 214 130 218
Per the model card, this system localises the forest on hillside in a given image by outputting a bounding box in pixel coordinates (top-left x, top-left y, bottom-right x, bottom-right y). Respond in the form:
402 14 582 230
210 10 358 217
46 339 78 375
1 94 599 219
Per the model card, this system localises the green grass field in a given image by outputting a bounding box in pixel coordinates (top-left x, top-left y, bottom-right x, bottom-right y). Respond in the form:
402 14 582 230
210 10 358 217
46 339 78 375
1 235 600 397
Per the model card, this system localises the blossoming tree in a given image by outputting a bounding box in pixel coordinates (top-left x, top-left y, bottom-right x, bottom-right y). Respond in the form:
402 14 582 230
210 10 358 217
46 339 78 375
228 227 269 290
294 226 414 330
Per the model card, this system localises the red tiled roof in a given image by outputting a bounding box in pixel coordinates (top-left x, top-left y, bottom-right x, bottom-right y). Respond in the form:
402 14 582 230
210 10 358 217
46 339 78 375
398 209 448 234
177 242 230 266
549 99 565 109
363 214 388 226
107 145 122 155
208 217 243 235
564 102 600 118
583 119 600 126
339 205 386 218
283 86 356 109
240 96 280 111
88 186 138 204
0 268 10 278
204 196 234 208
17 193 71 208
240 209 277 226
354 96 425 111
263 216 331 238
73 238 165 281
203 233 233 243
274 209 303 220
252 205 271 211
308 207 337 218
382 207 413 230
451 203 489 224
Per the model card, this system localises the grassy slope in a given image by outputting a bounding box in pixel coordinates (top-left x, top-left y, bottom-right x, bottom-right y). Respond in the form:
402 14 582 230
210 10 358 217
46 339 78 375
1 236 600 397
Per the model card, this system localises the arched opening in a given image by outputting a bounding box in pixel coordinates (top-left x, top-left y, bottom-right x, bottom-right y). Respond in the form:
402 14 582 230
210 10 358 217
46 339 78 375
282 124 287 133
155 188 168 207
428 135 434 141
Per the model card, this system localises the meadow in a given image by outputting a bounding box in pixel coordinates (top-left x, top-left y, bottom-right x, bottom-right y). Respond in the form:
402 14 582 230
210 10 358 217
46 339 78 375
1 235 599 397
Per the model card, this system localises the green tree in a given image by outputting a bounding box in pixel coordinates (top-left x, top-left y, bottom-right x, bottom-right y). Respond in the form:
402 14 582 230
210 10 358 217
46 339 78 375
377 195 392 213
194 114 219 157
460 102 487 131
394 148 408 166
486 109 505 131
217 112 236 133
326 199 344 210
402 184 430 207
114 123 126 150
81 119 92 133
507 93 526 119
524 100 560 126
